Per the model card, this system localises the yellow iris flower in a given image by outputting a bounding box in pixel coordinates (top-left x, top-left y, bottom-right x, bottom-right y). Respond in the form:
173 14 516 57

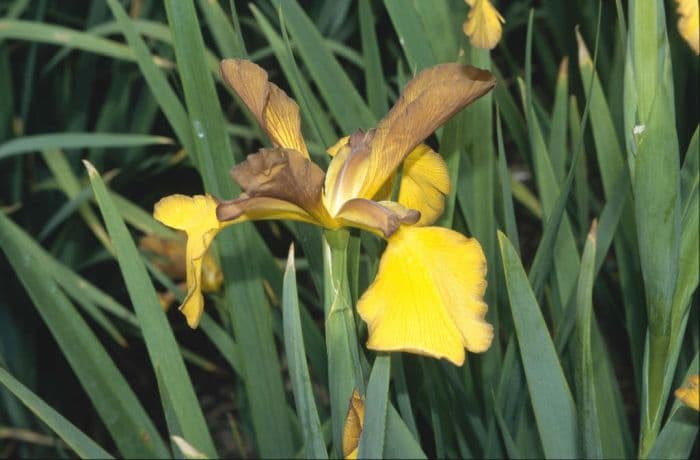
154 59 495 365
675 374 699 411
463 0 505 50
676 0 699 55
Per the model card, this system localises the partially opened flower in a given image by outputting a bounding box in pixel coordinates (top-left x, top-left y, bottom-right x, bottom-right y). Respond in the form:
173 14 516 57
342 390 365 459
675 375 699 411
463 0 505 50
154 59 495 364
676 0 699 55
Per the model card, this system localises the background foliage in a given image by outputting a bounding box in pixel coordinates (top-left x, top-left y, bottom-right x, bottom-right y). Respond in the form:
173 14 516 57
0 0 697 458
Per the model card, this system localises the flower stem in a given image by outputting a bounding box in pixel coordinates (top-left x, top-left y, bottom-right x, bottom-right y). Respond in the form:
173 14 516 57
323 228 365 455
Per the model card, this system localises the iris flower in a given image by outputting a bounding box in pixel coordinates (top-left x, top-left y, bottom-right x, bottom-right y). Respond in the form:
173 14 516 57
675 375 699 411
154 59 495 365
463 0 505 50
676 0 699 55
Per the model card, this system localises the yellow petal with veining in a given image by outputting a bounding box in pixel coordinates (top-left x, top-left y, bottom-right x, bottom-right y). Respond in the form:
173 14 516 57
357 226 492 366
398 144 451 226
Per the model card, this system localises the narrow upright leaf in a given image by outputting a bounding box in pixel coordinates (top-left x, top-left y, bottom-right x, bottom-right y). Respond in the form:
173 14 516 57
85 162 217 457
499 232 578 458
282 245 328 459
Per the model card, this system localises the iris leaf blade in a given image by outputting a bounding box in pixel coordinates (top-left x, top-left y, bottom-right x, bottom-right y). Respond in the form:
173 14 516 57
282 245 327 459
0 212 170 458
162 1 295 456
84 162 217 457
498 231 579 458
0 133 172 159
270 0 376 132
358 355 391 459
0 367 113 459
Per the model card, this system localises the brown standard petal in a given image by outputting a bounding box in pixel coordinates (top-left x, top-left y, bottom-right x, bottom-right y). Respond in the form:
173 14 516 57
359 63 496 199
220 59 309 157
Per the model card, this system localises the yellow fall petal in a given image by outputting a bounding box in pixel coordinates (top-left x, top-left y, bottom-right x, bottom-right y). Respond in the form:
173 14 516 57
357 226 492 366
398 144 451 226
342 390 365 459
463 0 505 50
153 194 223 328
676 0 699 54
675 374 700 411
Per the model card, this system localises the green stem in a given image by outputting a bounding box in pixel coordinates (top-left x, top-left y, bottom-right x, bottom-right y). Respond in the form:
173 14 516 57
323 229 365 456
639 331 671 458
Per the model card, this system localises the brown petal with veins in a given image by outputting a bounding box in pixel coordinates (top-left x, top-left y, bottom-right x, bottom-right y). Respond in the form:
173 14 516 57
358 64 496 199
220 59 309 157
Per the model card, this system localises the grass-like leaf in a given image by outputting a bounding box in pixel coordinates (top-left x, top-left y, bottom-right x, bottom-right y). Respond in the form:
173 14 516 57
271 0 376 132
0 19 172 67
499 231 578 458
85 162 217 457
574 222 603 457
282 245 327 459
0 212 169 458
357 355 390 458
0 133 172 159
0 367 113 459
162 1 295 456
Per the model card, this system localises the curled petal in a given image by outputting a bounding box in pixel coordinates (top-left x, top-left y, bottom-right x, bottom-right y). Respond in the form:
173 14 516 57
357 64 495 201
327 135 350 157
358 226 492 365
230 147 334 226
675 375 699 411
153 194 224 328
220 59 309 156
324 130 373 215
335 198 419 238
342 390 365 459
397 144 451 226
463 0 505 50
217 195 321 226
